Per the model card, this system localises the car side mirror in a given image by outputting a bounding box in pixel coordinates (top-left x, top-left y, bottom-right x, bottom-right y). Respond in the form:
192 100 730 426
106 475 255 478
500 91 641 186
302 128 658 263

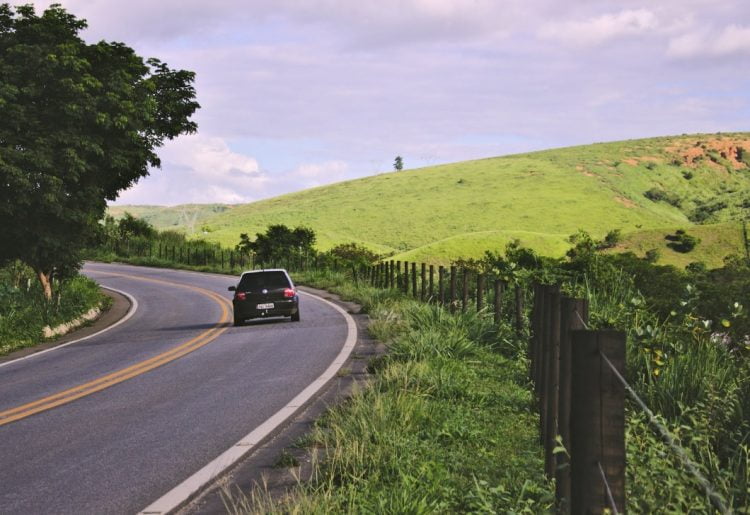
228 286 236 291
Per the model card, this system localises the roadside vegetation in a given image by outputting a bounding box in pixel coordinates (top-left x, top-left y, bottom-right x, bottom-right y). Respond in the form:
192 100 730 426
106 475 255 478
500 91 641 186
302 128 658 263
226 270 555 513
0 262 107 356
88 215 750 511
285 245 749 512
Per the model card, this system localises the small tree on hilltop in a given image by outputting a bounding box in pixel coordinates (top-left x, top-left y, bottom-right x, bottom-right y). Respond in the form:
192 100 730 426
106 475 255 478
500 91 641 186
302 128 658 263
393 156 403 171
0 4 199 298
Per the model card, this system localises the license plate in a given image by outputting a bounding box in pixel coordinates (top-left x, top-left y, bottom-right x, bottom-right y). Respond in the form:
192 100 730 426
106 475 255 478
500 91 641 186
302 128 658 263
257 303 274 310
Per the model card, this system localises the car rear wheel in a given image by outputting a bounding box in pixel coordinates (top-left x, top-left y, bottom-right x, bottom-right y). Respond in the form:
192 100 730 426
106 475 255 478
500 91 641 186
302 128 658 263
233 312 244 326
291 310 300 322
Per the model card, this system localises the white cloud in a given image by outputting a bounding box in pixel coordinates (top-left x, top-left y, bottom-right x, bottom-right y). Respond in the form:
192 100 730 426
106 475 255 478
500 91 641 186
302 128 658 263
280 160 350 190
113 135 269 205
540 9 659 46
7 0 750 207
668 24 750 58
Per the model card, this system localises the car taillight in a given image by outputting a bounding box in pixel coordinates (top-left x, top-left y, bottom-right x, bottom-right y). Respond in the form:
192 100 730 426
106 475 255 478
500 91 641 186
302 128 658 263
283 288 295 298
235 292 246 301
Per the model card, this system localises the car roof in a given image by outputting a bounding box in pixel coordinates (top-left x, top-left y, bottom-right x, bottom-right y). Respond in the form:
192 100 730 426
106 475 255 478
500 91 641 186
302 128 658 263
240 268 289 275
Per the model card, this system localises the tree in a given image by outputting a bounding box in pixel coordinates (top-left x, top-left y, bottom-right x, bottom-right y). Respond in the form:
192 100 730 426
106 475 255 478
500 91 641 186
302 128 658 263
393 155 403 171
328 242 380 268
236 225 316 266
117 213 156 239
0 4 199 298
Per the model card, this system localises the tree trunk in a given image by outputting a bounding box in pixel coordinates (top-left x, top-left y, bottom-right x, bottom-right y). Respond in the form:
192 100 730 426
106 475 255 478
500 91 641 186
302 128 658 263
36 269 53 300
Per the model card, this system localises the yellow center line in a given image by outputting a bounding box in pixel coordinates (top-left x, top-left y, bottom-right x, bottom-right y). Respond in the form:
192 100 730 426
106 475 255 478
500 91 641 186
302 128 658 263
0 271 234 427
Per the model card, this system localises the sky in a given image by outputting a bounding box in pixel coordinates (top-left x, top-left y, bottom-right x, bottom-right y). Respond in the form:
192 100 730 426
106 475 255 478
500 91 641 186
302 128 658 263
9 0 750 205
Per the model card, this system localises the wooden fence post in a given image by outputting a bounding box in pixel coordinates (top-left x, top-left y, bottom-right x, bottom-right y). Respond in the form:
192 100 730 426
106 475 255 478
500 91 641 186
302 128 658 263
429 265 435 301
449 266 457 313
493 279 504 325
544 287 561 478
476 273 485 313
421 263 427 301
462 268 469 312
403 262 409 294
556 297 589 512
570 330 626 514
438 266 445 305
533 285 547 400
538 286 550 446
390 260 395 289
514 283 524 337
411 262 417 298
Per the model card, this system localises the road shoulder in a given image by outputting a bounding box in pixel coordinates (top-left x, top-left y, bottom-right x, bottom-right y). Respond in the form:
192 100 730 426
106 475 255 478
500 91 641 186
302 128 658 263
177 287 385 515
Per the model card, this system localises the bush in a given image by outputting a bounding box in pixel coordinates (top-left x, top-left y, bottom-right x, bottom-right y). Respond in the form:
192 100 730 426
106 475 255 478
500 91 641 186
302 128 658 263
690 199 728 223
644 188 682 207
665 230 700 253
597 229 622 250
644 248 661 263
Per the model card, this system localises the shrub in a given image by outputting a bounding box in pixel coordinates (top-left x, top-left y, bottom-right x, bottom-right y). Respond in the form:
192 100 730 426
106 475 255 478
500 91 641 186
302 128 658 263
666 230 700 253
644 188 681 207
689 199 728 223
644 249 660 263
597 229 622 250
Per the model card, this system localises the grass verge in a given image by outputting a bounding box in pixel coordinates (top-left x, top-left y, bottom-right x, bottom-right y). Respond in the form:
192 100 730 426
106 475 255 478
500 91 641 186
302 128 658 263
0 263 109 356
223 269 553 513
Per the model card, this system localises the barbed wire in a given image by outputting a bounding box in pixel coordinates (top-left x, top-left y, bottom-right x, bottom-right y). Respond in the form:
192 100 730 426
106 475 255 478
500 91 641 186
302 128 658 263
599 351 730 514
597 461 620 515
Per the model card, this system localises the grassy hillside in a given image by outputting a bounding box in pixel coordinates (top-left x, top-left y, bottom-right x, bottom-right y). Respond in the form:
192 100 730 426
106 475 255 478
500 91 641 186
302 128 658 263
605 221 746 268
107 204 236 235
113 133 750 268
197 133 750 267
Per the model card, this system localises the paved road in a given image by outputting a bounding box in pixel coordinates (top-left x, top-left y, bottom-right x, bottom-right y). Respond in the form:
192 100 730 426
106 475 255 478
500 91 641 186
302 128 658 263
0 263 350 514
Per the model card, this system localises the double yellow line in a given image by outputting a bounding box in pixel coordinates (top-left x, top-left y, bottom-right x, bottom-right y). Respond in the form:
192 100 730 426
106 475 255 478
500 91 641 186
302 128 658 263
0 271 233 427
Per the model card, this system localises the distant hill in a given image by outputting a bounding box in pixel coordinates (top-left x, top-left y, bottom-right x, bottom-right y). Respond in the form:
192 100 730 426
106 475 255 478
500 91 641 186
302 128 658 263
113 133 750 268
107 204 236 235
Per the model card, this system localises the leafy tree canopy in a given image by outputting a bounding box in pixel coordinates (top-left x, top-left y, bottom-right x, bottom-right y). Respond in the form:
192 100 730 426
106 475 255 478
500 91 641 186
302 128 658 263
0 3 199 297
328 242 380 268
117 212 156 239
236 225 316 265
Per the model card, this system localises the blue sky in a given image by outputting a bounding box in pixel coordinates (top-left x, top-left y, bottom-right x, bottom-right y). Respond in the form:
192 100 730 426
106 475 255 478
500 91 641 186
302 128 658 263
10 1 750 205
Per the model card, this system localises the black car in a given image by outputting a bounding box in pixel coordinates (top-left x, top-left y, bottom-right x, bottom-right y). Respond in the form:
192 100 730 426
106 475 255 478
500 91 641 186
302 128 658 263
229 269 300 325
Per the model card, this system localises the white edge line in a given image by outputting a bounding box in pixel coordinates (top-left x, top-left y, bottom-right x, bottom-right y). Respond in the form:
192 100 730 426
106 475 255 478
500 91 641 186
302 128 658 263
138 290 358 515
0 286 138 369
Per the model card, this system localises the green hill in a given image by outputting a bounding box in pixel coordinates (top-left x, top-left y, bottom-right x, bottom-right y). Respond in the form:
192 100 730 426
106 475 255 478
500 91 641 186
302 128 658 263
113 133 750 268
107 204 236 235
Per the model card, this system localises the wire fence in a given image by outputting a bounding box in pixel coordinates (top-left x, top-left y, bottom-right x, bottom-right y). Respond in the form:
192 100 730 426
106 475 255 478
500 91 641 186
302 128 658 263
530 284 731 513
101 241 735 512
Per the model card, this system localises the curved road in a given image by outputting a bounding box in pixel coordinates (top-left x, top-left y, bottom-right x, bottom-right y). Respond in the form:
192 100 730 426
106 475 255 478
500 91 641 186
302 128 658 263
0 263 353 514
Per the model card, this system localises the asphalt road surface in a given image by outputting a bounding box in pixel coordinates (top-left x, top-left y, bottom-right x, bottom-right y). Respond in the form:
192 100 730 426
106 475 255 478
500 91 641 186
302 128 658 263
0 263 351 514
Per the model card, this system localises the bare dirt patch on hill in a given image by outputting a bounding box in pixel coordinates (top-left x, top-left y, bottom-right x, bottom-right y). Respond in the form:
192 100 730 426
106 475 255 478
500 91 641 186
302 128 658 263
666 136 750 169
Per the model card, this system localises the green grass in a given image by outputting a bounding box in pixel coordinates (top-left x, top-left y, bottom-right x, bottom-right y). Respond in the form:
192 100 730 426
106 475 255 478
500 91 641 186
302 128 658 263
0 264 107 355
604 221 746 268
224 270 553 513
112 133 750 268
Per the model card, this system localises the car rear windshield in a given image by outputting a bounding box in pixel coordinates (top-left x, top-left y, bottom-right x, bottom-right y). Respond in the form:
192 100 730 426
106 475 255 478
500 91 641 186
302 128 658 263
238 271 291 291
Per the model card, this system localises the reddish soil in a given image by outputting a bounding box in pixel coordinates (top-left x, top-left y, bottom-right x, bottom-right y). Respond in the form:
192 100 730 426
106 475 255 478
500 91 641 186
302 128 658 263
614 196 637 208
666 136 750 169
